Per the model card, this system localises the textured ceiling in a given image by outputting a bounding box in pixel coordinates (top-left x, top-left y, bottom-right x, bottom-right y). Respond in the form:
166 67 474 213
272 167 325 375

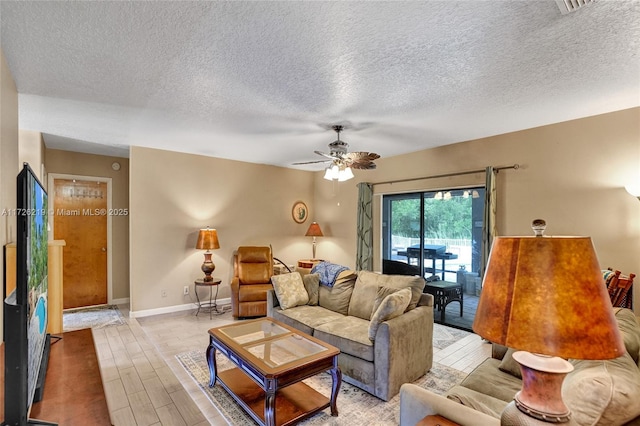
1 1 639 169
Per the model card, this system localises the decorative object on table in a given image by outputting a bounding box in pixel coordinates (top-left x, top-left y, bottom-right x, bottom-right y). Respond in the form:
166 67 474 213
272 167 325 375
292 124 380 182
305 221 323 259
196 227 220 282
195 278 223 318
292 201 308 223
473 219 625 425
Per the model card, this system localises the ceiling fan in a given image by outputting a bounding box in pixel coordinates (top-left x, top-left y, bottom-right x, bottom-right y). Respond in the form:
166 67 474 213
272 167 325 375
293 125 381 178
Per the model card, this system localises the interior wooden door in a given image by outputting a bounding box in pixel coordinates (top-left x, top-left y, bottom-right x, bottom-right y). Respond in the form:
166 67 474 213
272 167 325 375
53 178 108 309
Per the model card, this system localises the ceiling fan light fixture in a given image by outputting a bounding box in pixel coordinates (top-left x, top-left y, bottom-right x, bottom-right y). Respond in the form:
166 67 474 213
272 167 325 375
324 162 354 182
323 166 336 180
338 166 354 181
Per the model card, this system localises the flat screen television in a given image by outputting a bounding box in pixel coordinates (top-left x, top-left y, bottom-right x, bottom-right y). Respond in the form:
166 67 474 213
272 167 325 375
3 163 55 426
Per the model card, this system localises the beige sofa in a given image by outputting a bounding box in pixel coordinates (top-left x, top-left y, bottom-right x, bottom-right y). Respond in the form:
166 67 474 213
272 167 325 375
267 270 434 401
399 307 640 426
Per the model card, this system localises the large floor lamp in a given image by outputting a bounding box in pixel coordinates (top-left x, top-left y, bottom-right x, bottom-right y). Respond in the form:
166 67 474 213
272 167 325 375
473 220 625 425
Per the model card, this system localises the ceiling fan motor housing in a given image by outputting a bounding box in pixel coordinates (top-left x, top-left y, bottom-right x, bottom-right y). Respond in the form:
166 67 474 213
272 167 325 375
328 140 349 157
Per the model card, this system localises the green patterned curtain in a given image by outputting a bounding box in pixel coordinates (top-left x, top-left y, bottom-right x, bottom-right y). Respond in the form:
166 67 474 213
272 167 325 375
480 166 497 278
356 182 374 271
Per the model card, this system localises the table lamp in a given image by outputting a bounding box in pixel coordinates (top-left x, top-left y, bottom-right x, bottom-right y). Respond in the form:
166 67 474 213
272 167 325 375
196 227 220 282
473 219 625 425
305 221 323 259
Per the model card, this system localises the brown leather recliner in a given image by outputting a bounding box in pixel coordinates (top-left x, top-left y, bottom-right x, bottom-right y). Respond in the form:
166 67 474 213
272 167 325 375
230 246 274 318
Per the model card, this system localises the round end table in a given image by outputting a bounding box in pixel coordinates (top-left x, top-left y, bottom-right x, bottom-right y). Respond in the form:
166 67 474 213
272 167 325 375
194 278 223 319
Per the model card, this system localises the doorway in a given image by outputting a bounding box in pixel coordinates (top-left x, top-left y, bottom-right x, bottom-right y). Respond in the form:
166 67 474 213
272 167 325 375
381 187 485 331
49 175 112 309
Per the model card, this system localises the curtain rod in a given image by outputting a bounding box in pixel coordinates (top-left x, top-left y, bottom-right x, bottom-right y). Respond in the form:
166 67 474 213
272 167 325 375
371 164 519 187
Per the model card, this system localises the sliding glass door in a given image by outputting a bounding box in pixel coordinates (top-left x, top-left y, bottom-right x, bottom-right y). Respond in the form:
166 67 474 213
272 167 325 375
382 187 485 330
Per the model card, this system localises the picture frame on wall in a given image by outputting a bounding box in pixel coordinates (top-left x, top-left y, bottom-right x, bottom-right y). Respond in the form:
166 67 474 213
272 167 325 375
292 201 308 224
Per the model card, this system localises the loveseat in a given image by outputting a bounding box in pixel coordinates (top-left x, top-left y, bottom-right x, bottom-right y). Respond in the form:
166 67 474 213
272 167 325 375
267 269 434 401
399 307 640 426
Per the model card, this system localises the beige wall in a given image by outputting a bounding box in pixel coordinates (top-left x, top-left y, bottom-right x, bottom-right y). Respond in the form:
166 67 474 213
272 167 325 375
129 108 639 315
312 107 640 312
1 48 20 340
19 129 46 184
45 149 130 301
129 146 316 313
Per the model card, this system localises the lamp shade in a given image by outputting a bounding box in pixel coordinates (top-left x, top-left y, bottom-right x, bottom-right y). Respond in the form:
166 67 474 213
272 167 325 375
473 234 625 360
305 222 323 237
196 228 220 250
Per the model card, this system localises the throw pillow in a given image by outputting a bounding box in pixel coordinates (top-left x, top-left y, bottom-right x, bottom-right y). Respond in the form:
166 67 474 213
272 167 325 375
371 286 401 317
303 273 320 306
368 287 412 341
498 348 523 379
563 353 640 426
271 272 309 310
318 270 358 315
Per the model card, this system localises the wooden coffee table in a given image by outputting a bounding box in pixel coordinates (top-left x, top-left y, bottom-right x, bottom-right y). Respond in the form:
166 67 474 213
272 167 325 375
207 318 342 426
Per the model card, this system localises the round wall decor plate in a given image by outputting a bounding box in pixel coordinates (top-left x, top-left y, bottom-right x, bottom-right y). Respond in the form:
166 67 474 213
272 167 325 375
292 201 308 223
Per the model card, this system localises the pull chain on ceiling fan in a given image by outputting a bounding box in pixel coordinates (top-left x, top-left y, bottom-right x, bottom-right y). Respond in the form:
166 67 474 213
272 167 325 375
293 124 381 181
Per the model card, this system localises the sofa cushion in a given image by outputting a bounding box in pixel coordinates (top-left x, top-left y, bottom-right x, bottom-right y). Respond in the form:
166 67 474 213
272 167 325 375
314 316 375 362
318 271 357 315
238 284 273 302
614 307 640 365
497 348 522 379
459 358 523 403
348 270 425 320
271 272 309 310
368 287 412 341
564 352 640 426
303 273 320 306
445 385 505 419
270 305 346 336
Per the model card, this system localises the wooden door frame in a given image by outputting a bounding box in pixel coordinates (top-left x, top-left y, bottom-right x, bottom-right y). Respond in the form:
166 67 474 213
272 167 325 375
48 173 114 306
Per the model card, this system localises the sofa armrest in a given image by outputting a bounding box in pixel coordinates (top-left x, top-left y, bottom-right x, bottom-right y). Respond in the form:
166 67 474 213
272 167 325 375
418 292 434 307
374 304 433 401
399 384 500 426
230 277 240 317
266 289 280 317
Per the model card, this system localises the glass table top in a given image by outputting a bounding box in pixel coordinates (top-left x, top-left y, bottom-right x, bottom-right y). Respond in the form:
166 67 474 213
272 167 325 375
217 319 327 367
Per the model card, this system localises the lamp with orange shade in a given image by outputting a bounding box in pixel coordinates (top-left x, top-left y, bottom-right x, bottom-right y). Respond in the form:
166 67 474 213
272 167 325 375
196 227 220 282
473 219 625 425
305 221 323 260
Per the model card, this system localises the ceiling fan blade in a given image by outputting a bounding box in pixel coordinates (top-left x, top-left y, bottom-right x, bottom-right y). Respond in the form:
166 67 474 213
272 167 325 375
292 159 331 165
350 161 377 170
344 152 381 163
314 150 336 160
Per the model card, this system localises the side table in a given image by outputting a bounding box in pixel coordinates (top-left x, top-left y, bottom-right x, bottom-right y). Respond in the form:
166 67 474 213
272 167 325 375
416 414 460 426
195 278 223 319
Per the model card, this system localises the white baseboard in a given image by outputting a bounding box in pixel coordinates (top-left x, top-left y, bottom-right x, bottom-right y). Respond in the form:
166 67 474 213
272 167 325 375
111 297 130 305
129 297 231 318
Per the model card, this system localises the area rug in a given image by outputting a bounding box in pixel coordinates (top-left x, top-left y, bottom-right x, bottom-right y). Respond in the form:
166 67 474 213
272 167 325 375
63 305 126 331
177 348 468 425
433 323 471 350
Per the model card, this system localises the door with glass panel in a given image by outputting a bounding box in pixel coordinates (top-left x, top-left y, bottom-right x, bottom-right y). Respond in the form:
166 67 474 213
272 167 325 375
382 187 485 330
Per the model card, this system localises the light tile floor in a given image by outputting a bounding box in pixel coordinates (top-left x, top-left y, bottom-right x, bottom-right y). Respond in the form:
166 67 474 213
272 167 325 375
92 304 491 425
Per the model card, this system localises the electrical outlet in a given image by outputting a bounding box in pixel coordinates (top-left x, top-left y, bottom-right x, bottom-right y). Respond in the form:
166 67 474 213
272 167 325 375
183 286 189 295
161 290 167 297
